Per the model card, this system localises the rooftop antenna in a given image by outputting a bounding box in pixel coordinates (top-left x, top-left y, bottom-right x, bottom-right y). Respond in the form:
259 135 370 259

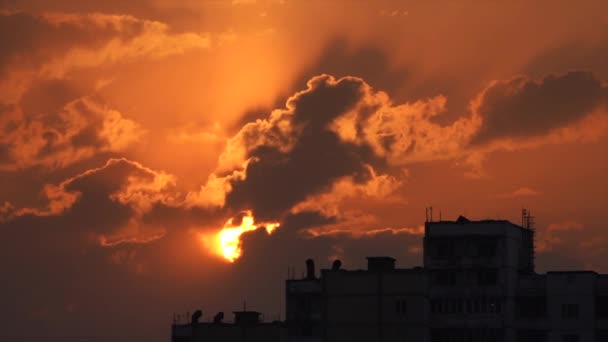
425 206 434 222
243 301 247 311
521 208 535 229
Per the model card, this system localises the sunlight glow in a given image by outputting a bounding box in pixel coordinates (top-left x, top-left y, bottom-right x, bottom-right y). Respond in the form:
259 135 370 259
204 210 280 262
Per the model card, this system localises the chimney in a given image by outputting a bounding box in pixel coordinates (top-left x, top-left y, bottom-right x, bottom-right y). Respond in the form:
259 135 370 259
331 259 342 271
366 257 396 272
190 310 202 325
305 258 316 279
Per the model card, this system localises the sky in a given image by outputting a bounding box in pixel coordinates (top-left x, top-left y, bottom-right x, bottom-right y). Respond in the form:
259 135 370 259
1 0 608 340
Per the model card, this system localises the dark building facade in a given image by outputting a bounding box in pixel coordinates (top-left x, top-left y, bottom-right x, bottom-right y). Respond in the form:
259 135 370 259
173 216 608 342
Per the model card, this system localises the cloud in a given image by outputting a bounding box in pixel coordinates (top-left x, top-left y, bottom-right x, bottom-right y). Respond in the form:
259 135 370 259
186 71 608 242
3 158 177 246
295 38 410 100
547 220 584 232
197 75 480 225
470 71 608 144
0 11 210 102
0 11 210 72
38 13 210 78
4 71 603 259
0 95 143 170
536 220 607 272
306 225 424 238
492 186 541 199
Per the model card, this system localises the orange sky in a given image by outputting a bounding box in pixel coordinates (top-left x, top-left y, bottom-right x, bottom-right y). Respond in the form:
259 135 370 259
1 1 607 340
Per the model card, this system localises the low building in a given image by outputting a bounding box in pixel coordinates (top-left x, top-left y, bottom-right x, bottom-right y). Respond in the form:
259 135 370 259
286 257 428 342
172 310 285 342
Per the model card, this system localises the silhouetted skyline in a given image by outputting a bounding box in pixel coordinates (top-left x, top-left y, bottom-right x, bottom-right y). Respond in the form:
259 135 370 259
174 216 608 341
1 1 607 341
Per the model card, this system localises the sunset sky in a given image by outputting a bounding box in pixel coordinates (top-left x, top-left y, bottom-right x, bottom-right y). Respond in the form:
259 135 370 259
1 0 608 340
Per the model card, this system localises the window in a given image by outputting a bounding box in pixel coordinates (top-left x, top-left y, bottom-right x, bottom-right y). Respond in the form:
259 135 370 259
562 334 578 342
395 299 407 316
561 304 579 319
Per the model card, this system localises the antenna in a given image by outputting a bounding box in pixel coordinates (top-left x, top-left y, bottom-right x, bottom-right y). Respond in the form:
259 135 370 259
243 301 247 311
425 206 434 222
521 208 535 230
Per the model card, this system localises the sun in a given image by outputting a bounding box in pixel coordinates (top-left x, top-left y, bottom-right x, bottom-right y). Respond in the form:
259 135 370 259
202 210 280 262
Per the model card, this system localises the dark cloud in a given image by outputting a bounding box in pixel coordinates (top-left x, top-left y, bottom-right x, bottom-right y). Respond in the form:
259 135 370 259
1 158 176 246
281 211 337 232
19 79 81 119
0 0 204 33
471 71 608 144
225 75 387 221
296 38 409 99
232 38 410 130
0 11 143 74
0 208 216 342
525 35 608 81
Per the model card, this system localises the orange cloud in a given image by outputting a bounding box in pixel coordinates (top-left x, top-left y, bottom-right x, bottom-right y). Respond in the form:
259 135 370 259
492 187 541 199
306 226 424 238
547 221 584 232
0 97 143 170
329 91 480 165
99 231 166 247
536 221 585 252
0 11 211 105
40 14 210 78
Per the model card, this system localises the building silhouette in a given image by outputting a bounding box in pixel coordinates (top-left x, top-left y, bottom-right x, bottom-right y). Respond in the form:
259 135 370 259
172 214 608 342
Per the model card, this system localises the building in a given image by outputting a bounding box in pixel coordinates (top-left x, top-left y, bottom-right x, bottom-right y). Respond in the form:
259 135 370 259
287 257 427 342
424 215 534 341
174 214 608 342
172 310 285 342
